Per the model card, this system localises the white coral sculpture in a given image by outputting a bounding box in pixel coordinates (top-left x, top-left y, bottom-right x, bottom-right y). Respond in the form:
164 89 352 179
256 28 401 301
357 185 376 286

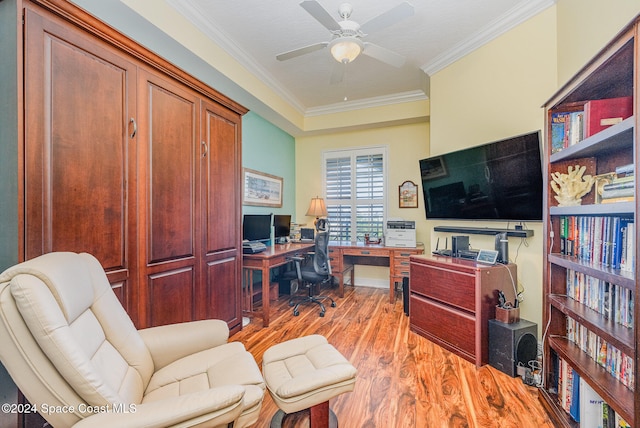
550 165 595 207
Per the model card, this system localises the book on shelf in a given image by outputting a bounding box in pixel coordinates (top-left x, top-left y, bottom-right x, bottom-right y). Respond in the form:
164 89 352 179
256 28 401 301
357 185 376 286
551 110 584 153
559 215 634 272
583 96 633 137
566 317 635 389
565 269 634 328
555 356 634 427
615 163 634 176
580 377 604 428
602 179 634 192
600 187 634 200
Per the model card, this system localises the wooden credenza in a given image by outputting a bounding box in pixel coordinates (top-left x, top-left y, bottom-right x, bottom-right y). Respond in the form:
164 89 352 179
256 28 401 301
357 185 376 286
409 255 517 367
12 0 246 331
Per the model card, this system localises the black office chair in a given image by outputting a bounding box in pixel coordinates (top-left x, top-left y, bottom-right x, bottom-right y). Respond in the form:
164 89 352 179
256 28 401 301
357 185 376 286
283 222 336 317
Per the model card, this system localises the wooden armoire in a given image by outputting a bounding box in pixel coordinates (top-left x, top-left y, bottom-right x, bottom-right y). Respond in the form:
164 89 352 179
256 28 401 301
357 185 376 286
8 0 246 331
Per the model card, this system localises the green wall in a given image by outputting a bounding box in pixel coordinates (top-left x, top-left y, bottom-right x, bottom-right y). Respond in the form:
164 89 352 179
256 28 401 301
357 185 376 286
242 112 296 219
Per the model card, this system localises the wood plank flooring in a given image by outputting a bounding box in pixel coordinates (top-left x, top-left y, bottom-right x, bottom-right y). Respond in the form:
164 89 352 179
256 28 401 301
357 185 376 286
231 285 554 428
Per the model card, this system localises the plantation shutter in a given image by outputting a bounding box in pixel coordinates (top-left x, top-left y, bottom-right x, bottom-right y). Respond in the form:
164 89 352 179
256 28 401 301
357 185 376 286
323 147 386 242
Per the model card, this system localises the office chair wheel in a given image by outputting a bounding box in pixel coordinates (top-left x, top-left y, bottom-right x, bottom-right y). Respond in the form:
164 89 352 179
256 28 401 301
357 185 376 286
331 302 336 307
319 311 325 317
293 310 300 316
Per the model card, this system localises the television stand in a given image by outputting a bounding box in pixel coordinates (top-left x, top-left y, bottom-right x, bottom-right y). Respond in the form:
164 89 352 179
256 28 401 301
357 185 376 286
433 225 533 238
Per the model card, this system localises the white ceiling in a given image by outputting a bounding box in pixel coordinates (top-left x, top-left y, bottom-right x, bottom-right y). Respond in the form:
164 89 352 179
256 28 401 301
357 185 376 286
166 0 554 115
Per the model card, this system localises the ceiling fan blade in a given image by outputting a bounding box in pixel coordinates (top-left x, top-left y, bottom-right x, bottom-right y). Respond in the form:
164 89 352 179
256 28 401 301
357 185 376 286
300 0 341 32
329 62 345 84
362 42 406 68
360 2 414 34
276 42 329 61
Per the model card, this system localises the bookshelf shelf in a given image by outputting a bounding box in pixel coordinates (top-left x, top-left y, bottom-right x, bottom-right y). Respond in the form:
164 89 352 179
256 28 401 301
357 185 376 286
547 254 635 290
549 337 634 425
548 294 634 354
549 116 634 163
540 15 638 428
549 202 634 216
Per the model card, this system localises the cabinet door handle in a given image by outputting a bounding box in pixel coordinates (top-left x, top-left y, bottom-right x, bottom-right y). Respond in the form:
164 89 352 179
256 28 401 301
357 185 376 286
201 141 208 158
129 117 137 138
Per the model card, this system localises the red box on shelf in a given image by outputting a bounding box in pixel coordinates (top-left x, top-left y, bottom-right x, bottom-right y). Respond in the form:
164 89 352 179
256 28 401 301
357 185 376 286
583 96 633 137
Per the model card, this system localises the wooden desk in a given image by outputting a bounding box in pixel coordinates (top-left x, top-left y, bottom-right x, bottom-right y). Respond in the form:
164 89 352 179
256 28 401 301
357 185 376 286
328 242 424 303
242 242 314 327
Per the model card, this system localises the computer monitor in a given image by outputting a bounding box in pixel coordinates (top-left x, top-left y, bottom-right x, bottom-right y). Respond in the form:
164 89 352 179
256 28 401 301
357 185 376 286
273 214 291 239
242 214 271 242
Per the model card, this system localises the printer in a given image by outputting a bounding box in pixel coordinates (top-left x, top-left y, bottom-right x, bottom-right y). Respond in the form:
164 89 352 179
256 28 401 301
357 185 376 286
385 220 416 248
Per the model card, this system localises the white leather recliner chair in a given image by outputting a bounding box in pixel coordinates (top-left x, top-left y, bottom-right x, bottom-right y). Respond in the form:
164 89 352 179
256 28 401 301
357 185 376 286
0 252 265 428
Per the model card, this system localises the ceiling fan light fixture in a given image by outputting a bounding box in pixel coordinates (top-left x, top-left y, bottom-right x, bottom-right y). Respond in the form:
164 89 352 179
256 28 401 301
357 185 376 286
329 37 362 63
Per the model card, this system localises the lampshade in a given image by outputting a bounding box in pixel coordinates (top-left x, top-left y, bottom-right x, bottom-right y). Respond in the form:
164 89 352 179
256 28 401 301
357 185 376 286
329 37 363 64
306 197 328 218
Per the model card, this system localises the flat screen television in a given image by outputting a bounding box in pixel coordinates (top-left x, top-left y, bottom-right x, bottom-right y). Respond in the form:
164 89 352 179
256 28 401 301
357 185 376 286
273 214 291 239
419 131 543 221
242 214 272 242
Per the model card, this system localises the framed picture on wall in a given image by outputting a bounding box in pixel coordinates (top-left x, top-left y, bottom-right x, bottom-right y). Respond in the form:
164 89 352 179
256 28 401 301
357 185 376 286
243 168 283 207
399 180 418 208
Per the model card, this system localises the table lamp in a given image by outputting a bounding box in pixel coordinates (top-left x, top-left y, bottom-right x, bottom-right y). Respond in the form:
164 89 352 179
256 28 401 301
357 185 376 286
306 197 328 228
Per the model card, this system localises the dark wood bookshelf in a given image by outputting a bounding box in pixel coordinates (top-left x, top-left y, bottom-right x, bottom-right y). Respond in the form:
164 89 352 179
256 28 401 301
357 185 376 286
540 14 638 428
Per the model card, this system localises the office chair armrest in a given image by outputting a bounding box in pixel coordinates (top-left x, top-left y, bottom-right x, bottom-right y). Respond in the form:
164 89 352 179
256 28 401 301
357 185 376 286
72 385 245 428
138 319 230 370
287 255 306 262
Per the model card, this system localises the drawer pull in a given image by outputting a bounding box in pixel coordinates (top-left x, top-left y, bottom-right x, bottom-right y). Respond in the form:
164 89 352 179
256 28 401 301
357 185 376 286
361 251 370 255
400 252 411 257
401 261 409 265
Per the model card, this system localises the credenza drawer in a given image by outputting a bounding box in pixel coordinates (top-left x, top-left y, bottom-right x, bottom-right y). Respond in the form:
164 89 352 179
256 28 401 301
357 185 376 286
410 294 475 360
410 263 475 312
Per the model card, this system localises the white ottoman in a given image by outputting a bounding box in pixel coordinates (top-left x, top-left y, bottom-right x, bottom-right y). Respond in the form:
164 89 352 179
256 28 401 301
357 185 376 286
262 335 357 427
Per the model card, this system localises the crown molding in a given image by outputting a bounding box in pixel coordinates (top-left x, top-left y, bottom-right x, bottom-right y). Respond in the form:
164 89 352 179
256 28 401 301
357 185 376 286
305 90 427 117
421 0 556 76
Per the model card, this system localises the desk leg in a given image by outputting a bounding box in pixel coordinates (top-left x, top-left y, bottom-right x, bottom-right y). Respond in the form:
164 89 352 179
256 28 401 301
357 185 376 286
389 277 395 304
261 263 270 327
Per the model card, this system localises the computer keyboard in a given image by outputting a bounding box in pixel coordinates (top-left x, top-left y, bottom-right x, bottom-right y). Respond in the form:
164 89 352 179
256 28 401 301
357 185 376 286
243 241 267 254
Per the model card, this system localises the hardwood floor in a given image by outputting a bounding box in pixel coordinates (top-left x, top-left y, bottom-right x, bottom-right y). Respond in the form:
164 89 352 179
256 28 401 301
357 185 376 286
231 284 554 428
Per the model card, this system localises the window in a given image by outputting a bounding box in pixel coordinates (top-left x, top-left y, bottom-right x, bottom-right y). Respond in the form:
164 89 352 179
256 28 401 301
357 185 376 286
323 147 387 242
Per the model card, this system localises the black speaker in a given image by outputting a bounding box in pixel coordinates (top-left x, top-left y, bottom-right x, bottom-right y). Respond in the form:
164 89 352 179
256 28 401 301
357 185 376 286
402 277 409 316
488 319 537 377
494 232 509 264
451 235 469 257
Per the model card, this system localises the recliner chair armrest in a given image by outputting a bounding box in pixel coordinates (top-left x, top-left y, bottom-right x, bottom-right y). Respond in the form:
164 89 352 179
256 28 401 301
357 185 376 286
72 385 245 428
139 319 229 370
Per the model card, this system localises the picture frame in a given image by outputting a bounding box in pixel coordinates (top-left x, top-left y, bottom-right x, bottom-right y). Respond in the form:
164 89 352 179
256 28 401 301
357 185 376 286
420 156 447 180
242 168 283 207
399 180 419 208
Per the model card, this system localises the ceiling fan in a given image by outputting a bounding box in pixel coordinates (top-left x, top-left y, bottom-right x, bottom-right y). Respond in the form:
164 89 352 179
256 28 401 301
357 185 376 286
276 1 414 70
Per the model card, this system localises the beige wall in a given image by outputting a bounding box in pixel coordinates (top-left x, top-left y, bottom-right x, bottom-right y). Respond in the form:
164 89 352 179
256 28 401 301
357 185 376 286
428 8 557 329
296 122 429 285
427 2 640 331
556 0 640 85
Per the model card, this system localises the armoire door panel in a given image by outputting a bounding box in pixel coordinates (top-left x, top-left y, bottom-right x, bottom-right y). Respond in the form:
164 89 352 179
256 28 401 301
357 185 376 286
142 76 198 265
23 7 138 321
148 266 195 327
203 256 240 328
202 102 241 253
